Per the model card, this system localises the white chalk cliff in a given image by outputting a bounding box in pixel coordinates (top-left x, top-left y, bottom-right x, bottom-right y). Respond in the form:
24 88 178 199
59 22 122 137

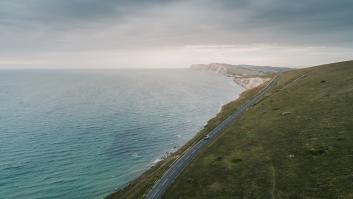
190 63 278 89
233 76 271 89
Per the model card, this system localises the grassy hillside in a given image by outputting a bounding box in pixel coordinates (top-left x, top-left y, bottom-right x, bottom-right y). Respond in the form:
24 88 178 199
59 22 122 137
164 61 353 198
226 64 291 76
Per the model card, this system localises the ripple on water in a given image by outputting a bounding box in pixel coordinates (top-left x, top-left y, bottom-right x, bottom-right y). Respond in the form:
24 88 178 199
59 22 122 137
0 69 242 199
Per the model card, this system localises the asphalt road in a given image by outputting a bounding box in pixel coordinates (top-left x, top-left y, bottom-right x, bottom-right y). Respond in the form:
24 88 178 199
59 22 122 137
146 75 281 199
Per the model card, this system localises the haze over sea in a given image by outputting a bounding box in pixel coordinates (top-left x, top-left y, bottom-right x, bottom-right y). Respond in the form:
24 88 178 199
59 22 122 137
0 69 243 199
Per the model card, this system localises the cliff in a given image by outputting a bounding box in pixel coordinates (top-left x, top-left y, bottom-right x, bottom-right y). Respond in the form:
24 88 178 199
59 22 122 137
190 63 288 89
233 76 271 89
190 63 230 75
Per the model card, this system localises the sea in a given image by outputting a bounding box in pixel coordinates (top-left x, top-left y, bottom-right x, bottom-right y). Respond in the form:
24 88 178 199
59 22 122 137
0 69 243 199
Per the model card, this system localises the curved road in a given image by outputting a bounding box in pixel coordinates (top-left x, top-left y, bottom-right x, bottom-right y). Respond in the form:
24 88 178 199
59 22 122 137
146 75 281 199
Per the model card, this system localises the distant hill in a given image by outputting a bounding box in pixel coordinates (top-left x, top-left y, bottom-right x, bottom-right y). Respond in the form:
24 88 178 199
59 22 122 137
190 63 291 77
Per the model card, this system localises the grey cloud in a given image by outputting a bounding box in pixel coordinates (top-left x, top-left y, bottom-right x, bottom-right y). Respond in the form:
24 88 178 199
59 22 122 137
0 0 169 28
252 0 353 30
207 0 353 45
0 0 353 54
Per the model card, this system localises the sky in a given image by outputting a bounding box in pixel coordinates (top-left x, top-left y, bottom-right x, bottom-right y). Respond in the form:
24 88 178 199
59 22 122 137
0 0 353 68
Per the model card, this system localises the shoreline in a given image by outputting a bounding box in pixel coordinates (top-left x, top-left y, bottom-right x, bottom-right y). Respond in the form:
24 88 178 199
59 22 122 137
105 73 271 199
111 75 243 192
143 72 244 168
148 74 243 166
140 73 242 172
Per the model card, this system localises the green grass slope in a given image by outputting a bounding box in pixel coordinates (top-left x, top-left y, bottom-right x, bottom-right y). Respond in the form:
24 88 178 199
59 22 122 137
164 61 353 199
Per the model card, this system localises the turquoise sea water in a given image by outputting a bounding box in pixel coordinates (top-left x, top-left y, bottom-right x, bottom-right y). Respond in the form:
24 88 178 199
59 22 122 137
0 69 243 199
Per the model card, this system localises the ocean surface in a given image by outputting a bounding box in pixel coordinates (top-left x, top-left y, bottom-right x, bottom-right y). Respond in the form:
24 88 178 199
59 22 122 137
0 69 243 199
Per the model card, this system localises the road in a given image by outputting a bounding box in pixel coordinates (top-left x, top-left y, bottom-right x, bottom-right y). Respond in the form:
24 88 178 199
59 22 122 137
146 74 281 199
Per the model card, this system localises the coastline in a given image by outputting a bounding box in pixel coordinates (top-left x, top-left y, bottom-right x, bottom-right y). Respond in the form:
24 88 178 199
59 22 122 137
189 64 273 90
149 73 242 167
105 74 270 199
139 72 246 168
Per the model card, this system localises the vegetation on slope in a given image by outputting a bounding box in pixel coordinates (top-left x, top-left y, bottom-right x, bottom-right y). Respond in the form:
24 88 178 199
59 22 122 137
164 61 353 198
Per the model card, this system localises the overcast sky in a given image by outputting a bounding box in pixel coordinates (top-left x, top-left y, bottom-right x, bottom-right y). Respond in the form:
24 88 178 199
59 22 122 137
1 0 353 68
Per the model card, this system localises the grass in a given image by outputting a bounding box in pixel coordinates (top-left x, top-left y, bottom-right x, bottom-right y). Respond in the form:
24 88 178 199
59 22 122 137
164 60 353 199
106 77 268 199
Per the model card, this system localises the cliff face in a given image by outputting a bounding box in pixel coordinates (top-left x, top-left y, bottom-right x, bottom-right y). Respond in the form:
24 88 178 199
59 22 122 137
190 63 230 75
234 76 271 89
191 63 289 75
190 63 280 89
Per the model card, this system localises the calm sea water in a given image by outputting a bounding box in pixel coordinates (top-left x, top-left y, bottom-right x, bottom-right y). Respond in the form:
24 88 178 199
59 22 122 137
0 69 243 199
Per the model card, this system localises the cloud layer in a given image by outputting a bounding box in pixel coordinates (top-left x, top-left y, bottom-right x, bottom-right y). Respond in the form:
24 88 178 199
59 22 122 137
1 0 353 68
